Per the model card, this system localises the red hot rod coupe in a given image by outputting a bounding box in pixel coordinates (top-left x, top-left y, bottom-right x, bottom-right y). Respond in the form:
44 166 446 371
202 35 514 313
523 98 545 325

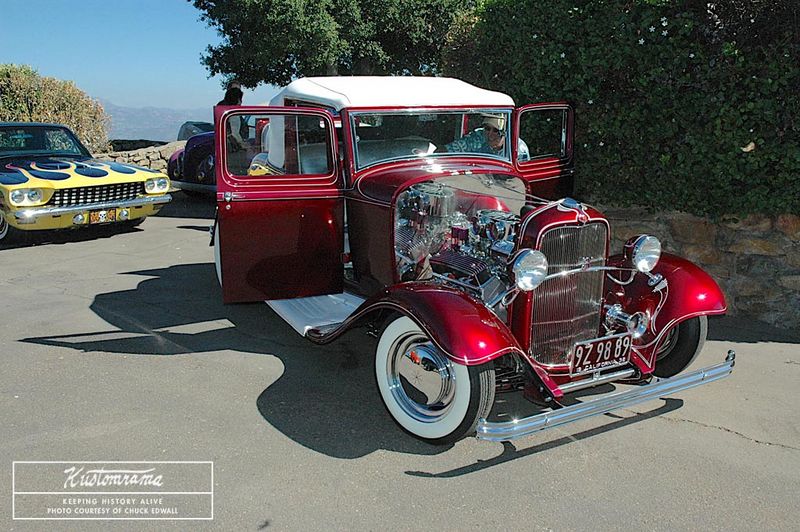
213 77 734 443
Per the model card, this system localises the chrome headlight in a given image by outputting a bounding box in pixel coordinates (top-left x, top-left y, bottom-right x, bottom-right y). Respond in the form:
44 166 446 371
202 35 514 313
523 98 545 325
512 249 548 291
627 235 661 273
8 188 45 206
9 189 25 204
145 177 170 193
27 189 42 202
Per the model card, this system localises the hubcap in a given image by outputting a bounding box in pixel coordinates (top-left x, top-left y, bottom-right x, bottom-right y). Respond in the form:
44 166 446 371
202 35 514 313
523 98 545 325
197 155 214 183
656 327 679 361
388 332 456 423
0 216 8 241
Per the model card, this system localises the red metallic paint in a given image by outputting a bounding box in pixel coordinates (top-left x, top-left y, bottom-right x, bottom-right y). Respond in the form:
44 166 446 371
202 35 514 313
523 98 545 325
309 282 526 366
219 199 344 302
604 252 727 370
354 159 517 204
345 198 394 294
214 106 344 302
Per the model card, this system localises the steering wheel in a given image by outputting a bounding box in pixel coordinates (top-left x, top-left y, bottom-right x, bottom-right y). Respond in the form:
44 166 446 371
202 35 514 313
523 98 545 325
412 142 438 156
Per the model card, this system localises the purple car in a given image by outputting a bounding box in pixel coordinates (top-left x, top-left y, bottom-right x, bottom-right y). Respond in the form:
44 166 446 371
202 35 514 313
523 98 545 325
168 131 215 196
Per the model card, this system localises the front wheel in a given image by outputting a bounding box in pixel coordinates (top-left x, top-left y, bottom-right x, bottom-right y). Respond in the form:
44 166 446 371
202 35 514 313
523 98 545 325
0 216 21 246
653 316 708 378
375 316 494 444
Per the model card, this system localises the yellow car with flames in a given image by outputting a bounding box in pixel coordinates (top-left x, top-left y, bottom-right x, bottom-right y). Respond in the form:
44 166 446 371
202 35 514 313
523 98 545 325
0 122 171 245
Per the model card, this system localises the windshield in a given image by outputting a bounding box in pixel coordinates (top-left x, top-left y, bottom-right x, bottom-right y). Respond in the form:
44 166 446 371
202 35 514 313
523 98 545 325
0 125 89 158
350 109 512 170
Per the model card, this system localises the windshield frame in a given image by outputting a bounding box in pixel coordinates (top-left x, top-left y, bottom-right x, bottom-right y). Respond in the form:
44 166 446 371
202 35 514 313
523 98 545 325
346 106 514 172
0 124 91 160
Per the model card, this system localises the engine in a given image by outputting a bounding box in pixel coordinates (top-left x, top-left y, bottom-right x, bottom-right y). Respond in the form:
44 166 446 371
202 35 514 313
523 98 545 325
395 180 521 307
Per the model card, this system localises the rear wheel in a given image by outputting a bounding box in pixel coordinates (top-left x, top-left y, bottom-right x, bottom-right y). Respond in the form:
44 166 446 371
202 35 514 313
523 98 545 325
182 155 214 198
375 316 494 444
653 316 707 378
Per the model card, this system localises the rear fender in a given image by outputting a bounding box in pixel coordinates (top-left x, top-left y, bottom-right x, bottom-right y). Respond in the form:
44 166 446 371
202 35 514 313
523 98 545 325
605 252 726 367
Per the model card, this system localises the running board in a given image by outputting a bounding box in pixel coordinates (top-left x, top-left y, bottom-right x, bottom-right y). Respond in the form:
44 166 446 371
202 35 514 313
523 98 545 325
266 293 366 336
476 351 736 442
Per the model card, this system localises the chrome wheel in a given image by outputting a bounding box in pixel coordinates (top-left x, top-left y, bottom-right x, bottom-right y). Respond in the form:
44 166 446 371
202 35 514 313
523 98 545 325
655 327 678 361
375 316 495 443
388 333 457 423
196 155 214 184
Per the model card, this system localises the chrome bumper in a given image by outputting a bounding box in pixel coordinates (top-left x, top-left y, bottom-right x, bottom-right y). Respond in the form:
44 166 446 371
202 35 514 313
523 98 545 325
476 351 736 442
12 194 171 223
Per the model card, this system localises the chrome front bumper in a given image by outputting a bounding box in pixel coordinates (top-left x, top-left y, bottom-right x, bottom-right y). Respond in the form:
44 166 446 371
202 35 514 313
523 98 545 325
11 194 172 224
476 351 736 442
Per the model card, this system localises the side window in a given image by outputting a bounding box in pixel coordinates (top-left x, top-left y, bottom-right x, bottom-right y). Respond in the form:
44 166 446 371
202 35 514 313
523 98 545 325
518 108 568 161
224 112 334 177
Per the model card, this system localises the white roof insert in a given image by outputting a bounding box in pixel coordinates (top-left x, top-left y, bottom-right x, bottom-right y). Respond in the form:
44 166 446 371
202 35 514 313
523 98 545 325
270 76 515 110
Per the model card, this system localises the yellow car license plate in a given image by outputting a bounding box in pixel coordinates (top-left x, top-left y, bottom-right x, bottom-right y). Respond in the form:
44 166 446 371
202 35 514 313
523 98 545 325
89 209 117 224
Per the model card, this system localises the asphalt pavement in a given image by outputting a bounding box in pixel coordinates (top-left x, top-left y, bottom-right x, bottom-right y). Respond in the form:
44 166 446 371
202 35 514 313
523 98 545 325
1 193 798 531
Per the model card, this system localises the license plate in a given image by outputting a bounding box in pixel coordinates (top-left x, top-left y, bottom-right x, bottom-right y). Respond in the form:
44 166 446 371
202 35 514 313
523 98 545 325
570 333 632 375
89 209 116 224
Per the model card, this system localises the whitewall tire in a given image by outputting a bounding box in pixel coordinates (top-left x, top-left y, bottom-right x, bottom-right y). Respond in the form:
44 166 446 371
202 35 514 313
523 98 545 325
375 316 494 444
0 216 20 245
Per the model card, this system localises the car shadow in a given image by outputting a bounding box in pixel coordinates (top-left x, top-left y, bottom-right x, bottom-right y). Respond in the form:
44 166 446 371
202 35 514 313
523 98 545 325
155 191 215 220
0 222 145 250
708 315 800 344
405 398 684 478
20 262 692 460
19 262 446 457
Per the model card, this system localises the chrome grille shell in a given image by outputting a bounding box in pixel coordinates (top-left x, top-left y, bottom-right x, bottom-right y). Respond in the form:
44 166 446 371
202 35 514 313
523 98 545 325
48 183 145 207
530 222 608 366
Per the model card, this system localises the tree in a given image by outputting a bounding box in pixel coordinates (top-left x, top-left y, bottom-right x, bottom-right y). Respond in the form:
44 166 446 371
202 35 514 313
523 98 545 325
0 64 110 153
192 0 476 87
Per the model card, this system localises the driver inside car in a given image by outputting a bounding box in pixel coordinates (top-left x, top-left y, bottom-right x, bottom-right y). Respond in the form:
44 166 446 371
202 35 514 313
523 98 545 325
443 113 508 156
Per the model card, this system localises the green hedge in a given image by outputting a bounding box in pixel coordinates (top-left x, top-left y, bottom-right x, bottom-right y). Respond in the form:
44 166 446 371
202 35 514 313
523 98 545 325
443 1 799 217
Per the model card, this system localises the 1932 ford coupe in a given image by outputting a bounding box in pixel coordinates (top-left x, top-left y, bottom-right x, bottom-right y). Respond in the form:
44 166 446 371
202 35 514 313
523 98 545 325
213 77 734 443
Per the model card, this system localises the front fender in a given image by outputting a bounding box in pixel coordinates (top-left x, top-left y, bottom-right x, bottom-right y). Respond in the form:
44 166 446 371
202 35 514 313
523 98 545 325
309 282 524 366
606 252 726 355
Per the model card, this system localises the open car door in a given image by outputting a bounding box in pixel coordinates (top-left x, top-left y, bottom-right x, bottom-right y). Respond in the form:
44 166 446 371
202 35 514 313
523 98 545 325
513 103 574 199
214 105 343 303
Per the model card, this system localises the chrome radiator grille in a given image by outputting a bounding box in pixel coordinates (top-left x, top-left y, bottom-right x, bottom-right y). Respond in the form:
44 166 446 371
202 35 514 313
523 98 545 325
530 223 608 365
48 183 144 207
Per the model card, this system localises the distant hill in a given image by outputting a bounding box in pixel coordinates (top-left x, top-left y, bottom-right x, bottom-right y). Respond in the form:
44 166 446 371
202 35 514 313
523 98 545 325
101 99 211 141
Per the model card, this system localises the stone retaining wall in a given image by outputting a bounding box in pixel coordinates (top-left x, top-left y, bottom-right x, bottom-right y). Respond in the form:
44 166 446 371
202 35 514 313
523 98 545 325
602 207 800 330
96 141 186 174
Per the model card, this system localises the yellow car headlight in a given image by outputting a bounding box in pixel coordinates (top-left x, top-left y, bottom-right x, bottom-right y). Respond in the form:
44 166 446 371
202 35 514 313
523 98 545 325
8 188 47 206
27 189 42 203
145 177 170 193
10 189 25 204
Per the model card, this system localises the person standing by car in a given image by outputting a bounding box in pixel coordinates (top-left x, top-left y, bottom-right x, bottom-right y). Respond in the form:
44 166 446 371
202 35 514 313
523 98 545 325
216 86 246 151
216 86 249 174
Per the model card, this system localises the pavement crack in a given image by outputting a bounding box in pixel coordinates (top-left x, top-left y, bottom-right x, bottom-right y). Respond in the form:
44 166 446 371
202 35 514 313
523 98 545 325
663 416 800 451
785 359 800 366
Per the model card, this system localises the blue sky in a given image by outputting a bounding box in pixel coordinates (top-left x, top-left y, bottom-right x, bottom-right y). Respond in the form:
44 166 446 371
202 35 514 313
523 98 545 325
1 0 279 110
